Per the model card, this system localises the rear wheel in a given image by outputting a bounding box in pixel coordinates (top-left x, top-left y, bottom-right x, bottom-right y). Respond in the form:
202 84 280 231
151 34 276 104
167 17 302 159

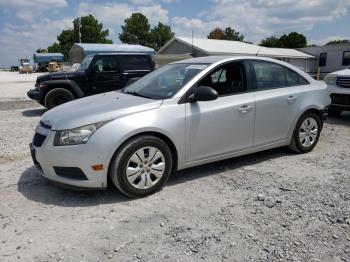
110 135 173 198
328 109 342 117
289 112 322 153
44 88 75 109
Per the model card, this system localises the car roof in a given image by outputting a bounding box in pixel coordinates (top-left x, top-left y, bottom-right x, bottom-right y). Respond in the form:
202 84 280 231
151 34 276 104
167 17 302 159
172 55 289 64
93 53 151 56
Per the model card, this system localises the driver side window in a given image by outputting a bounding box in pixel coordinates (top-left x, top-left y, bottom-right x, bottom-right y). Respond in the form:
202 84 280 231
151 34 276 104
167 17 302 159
94 57 119 72
198 62 247 96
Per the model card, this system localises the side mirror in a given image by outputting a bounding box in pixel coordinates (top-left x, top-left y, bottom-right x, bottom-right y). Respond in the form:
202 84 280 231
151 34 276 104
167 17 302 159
188 86 218 102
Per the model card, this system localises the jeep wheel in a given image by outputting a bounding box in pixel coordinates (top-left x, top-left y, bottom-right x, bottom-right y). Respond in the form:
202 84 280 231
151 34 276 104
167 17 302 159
44 88 75 109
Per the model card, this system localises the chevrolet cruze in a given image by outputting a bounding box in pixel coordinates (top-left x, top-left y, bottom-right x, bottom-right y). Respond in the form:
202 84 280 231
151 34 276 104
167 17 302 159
30 56 330 197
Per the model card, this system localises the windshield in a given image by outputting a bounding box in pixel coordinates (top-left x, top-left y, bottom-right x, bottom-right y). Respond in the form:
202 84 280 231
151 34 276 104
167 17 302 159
79 55 94 71
123 63 209 100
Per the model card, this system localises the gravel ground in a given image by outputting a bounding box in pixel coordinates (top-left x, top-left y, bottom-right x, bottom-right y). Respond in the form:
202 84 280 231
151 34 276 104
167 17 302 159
0 75 350 261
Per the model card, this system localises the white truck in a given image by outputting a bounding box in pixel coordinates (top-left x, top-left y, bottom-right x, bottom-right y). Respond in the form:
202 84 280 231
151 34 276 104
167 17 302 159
324 68 350 116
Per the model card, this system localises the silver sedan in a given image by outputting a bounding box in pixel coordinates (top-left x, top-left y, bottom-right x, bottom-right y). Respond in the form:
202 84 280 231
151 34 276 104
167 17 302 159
30 56 330 197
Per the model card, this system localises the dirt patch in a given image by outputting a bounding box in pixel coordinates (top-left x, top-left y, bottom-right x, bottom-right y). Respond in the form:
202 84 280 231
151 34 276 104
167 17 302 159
0 106 350 261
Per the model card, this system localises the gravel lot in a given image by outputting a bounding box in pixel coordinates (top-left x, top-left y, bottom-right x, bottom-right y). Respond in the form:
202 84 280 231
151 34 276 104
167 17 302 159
0 72 350 261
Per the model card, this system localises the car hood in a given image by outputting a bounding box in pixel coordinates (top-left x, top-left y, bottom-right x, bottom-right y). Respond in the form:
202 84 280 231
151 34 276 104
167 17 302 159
329 69 350 76
40 91 162 130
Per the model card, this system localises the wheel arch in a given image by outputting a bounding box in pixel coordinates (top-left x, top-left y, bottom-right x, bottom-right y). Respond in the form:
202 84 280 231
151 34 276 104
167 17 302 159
107 131 179 184
41 80 84 103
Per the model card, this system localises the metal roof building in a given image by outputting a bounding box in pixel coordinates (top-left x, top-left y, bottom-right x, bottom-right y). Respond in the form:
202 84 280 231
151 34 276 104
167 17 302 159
33 53 64 63
157 37 315 71
69 43 155 63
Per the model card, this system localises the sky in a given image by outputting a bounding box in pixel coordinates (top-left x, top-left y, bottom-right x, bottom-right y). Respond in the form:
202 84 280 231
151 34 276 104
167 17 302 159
0 0 350 67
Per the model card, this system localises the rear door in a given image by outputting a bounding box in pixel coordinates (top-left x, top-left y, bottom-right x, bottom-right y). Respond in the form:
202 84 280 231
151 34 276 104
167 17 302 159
119 55 152 85
250 60 304 146
185 61 255 162
88 55 123 94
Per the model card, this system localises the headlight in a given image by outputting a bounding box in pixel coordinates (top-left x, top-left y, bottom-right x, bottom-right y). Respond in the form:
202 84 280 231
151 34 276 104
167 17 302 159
54 121 109 146
324 74 337 85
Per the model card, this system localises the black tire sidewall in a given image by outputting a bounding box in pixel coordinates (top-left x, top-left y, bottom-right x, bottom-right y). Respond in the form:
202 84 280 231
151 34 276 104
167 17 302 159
45 88 74 109
110 136 173 198
294 112 322 153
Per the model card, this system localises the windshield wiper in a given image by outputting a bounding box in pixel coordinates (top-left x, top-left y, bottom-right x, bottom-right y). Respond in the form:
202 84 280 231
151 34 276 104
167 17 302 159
123 90 153 99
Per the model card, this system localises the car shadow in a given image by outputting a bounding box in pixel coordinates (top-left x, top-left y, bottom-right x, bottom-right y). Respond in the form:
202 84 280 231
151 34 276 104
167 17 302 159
22 108 46 117
18 166 130 207
18 147 291 207
326 111 350 127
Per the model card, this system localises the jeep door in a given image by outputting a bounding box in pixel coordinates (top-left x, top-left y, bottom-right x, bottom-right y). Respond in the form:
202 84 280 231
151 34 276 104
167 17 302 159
250 60 307 146
185 61 255 162
88 55 123 94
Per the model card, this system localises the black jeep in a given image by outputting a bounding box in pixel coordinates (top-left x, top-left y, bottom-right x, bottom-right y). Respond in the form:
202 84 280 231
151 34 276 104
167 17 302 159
27 53 154 109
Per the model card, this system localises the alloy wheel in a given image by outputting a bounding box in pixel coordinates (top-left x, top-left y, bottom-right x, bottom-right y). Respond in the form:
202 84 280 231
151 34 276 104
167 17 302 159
126 147 165 189
299 117 318 148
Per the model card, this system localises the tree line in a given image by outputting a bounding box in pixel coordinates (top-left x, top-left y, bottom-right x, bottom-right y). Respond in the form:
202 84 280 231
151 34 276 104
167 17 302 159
37 13 349 59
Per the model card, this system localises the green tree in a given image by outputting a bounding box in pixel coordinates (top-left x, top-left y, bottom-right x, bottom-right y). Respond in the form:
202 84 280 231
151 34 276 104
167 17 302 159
326 39 349 45
279 32 307 48
36 48 48 53
260 36 281 47
149 22 174 50
46 14 112 59
119 13 151 46
260 32 307 48
47 42 61 53
207 27 244 41
224 27 244 41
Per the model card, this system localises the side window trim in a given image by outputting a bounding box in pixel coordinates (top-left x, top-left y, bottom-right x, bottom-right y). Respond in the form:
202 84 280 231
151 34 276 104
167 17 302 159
248 60 309 92
179 60 253 104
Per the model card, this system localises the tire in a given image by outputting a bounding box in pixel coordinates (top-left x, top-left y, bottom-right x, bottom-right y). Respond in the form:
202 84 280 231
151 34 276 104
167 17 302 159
328 109 342 117
289 112 322 153
110 135 173 198
44 88 75 109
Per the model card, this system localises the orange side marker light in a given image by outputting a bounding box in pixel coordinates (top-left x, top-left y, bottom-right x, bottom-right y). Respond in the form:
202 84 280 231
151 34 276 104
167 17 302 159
91 164 104 171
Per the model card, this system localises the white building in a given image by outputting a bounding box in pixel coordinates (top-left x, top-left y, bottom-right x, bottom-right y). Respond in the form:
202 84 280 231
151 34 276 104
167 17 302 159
157 37 315 71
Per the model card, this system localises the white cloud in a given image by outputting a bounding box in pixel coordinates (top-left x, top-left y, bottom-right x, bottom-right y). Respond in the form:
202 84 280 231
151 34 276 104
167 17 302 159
130 0 154 5
0 18 72 66
0 0 68 22
204 0 350 42
77 2 169 40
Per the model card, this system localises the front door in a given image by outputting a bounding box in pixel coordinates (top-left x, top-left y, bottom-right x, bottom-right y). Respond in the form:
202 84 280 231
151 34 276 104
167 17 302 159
185 61 255 163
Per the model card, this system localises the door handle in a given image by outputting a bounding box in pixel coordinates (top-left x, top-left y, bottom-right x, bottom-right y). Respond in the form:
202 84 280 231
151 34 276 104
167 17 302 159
238 105 254 113
287 96 297 103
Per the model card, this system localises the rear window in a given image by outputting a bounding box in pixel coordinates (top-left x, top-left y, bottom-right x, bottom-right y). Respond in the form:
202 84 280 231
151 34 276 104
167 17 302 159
119 55 151 71
284 67 309 86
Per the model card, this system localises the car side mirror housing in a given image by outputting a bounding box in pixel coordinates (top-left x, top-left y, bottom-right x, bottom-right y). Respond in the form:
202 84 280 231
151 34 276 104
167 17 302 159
189 86 218 102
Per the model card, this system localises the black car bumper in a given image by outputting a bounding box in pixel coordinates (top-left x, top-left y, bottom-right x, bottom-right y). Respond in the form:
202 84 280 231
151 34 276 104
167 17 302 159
330 94 350 111
27 88 43 103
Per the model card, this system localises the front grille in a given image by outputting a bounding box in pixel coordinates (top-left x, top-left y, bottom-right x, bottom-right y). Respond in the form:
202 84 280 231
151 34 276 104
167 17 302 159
33 133 47 147
53 167 88 180
337 77 350 88
330 94 350 106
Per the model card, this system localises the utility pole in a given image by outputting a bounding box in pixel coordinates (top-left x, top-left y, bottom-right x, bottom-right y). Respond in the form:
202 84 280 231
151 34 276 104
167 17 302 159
78 17 81 43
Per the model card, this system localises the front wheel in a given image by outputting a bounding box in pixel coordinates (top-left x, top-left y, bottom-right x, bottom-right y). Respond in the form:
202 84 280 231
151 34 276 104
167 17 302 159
110 135 173 198
44 88 75 109
289 112 322 153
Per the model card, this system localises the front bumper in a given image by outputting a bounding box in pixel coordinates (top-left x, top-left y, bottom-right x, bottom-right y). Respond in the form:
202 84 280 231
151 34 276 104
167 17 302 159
328 85 350 111
29 125 109 189
27 88 43 103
